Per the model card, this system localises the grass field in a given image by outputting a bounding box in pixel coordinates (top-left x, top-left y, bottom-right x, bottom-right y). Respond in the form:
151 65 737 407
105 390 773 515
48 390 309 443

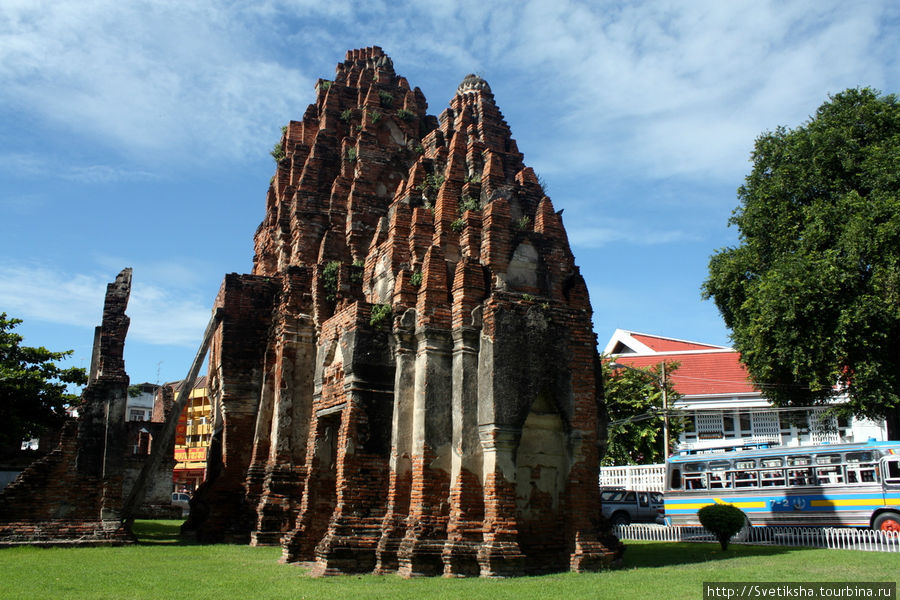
0 520 897 599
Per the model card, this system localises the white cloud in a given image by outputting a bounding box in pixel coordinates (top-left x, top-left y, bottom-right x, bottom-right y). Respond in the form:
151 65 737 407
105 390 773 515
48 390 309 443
568 222 700 249
0 0 895 185
0 0 310 164
0 263 210 347
0 153 159 183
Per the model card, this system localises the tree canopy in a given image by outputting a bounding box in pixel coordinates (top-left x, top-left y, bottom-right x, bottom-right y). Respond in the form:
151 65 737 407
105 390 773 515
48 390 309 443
0 313 87 452
601 358 683 465
703 88 900 435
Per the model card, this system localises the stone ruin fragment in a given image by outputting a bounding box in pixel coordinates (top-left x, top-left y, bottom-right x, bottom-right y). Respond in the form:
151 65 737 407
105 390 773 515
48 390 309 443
186 46 623 576
0 268 175 544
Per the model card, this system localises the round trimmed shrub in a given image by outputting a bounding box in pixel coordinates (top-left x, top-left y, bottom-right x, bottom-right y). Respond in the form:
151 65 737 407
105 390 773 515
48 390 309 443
698 503 747 550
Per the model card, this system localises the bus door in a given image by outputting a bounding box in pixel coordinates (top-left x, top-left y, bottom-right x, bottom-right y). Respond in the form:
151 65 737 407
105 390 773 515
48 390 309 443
881 455 900 507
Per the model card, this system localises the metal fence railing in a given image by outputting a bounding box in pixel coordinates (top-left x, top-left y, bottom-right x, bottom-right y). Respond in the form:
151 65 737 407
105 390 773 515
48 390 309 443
613 523 900 553
599 464 666 492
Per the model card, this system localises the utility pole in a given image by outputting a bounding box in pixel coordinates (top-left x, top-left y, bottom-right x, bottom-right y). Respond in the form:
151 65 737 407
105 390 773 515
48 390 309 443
660 361 669 460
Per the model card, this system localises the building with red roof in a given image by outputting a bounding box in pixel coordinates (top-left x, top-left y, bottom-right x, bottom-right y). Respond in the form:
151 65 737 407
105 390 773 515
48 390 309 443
603 329 886 455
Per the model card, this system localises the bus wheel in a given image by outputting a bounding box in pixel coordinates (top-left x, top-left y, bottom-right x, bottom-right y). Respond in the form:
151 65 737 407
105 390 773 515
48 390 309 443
874 513 900 534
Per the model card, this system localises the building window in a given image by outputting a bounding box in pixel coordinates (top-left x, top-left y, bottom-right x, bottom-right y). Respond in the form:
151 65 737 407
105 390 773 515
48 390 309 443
129 409 147 421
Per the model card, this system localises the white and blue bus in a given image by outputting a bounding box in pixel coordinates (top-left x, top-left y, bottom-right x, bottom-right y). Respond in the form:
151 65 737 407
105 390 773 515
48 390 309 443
664 440 900 531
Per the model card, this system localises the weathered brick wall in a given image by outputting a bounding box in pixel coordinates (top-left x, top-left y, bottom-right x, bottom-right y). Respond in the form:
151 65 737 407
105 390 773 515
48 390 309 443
200 47 623 575
0 269 137 544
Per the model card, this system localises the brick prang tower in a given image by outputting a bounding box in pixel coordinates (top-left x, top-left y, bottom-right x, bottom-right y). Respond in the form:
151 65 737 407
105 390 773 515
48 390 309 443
188 46 623 576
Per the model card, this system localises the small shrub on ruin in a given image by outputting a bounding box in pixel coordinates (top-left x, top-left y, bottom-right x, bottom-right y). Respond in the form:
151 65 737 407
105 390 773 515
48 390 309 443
369 303 392 328
340 109 353 122
345 147 357 163
368 110 381 124
397 108 414 121
322 260 341 302
516 215 532 230
698 503 747 550
270 142 285 163
378 91 393 108
410 271 423 288
450 218 465 233
460 195 480 213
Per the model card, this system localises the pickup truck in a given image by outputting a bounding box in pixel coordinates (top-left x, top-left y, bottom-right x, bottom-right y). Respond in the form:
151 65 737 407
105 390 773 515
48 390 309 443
600 489 664 525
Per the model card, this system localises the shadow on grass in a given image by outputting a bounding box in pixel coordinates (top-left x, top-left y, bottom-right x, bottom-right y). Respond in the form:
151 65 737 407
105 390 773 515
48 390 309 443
623 540 799 568
131 520 196 545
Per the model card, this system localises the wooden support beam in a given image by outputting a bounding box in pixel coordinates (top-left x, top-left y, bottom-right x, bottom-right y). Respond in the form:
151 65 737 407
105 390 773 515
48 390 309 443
119 307 223 524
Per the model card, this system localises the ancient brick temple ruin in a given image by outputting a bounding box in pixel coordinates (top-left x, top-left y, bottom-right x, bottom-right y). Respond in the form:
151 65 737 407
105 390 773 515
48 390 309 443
187 46 622 575
0 269 174 544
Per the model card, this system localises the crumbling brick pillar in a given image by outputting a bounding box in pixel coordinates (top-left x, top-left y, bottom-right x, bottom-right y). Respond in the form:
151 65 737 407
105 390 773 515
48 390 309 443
396 327 452 577
442 324 485 576
251 314 316 546
374 317 416 574
476 426 526 576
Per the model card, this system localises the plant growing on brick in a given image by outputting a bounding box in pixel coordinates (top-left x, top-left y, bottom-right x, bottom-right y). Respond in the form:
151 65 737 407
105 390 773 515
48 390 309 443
270 142 285 163
698 503 747 550
320 80 332 91
340 109 353 122
368 110 381 124
459 195 480 213
369 303 392 328
410 270 422 288
321 260 341 302
397 108 414 121
345 147 357 163
517 215 532 230
450 218 465 233
378 91 393 107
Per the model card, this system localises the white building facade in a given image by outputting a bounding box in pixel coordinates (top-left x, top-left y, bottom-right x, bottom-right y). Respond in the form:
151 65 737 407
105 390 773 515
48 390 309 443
604 329 886 455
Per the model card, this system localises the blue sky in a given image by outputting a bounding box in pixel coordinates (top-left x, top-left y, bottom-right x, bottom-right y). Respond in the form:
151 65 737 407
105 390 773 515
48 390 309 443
1 0 898 387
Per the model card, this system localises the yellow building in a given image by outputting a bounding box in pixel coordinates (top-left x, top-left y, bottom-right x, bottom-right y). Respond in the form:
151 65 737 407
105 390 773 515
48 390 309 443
172 376 211 492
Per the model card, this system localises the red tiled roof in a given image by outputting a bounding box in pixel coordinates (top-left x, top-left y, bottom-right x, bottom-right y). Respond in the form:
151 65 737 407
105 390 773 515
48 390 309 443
613 351 756 396
629 333 725 352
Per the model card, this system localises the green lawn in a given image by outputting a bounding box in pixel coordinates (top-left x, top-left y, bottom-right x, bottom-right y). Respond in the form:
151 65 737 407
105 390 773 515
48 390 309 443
0 521 896 599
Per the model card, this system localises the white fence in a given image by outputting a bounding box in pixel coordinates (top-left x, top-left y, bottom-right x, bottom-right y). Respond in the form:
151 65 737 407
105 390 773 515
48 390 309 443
613 523 900 553
599 464 665 492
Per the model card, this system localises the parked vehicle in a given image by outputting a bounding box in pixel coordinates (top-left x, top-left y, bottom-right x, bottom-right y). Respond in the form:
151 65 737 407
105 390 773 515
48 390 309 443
664 440 900 531
171 492 191 516
600 488 665 525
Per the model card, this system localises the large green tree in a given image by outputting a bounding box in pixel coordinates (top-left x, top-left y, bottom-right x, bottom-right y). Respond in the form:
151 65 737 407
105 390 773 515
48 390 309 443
703 88 900 436
0 313 87 453
601 358 683 465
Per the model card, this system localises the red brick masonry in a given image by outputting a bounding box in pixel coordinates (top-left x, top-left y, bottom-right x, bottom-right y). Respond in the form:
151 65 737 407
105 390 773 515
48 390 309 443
187 47 623 576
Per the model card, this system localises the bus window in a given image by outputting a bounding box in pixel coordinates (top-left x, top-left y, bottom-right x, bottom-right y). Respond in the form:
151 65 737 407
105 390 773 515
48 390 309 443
734 460 755 470
684 473 707 490
788 455 811 466
732 469 758 488
885 460 900 485
760 469 785 486
815 465 843 485
816 454 841 465
670 468 682 489
845 452 873 463
683 462 706 472
761 458 783 468
846 452 877 484
787 467 813 486
708 460 731 470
